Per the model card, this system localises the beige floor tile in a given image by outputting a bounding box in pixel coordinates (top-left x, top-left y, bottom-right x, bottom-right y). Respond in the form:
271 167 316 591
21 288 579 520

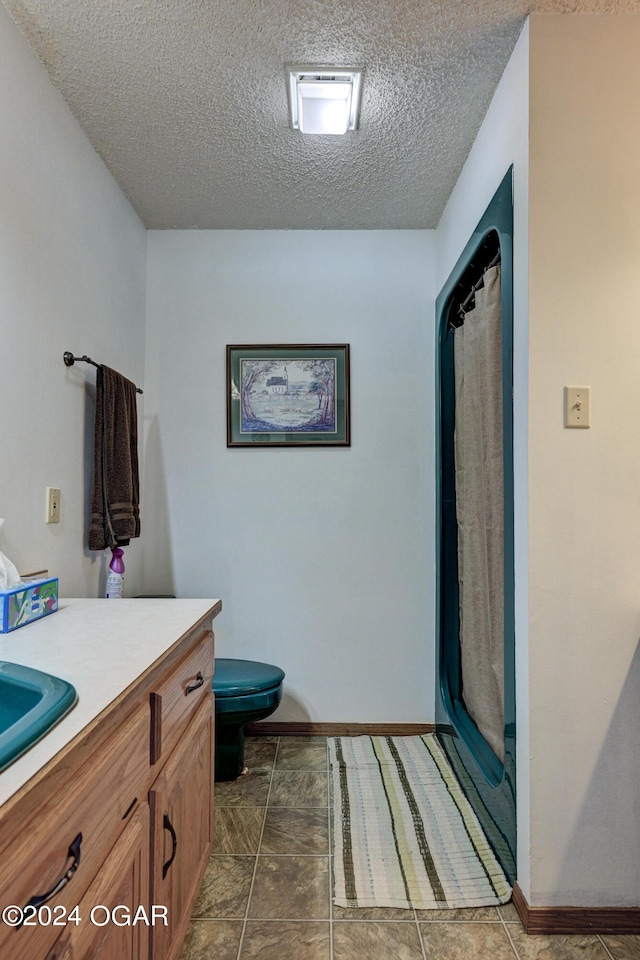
178 920 243 960
278 735 328 742
332 904 415 920
192 855 255 918
276 742 328 771
244 739 277 771
240 920 331 959
185 734 543 960
248 855 330 919
268 771 328 807
213 806 265 854
508 928 611 959
215 769 272 806
416 905 502 921
333 920 425 960
499 901 524 923
600 935 640 959
420 921 517 958
261 806 329 855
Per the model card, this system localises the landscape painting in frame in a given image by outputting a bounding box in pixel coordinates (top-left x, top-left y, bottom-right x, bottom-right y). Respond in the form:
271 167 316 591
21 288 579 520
227 344 350 447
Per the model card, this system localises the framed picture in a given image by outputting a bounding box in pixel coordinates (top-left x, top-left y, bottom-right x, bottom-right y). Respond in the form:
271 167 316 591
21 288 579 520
227 344 350 447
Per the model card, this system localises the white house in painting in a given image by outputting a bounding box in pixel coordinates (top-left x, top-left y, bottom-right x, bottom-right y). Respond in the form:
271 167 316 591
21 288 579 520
266 367 288 394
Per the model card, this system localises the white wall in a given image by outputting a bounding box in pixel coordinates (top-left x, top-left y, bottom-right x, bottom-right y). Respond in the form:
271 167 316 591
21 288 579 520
0 4 147 598
144 230 435 722
527 14 640 907
435 22 531 896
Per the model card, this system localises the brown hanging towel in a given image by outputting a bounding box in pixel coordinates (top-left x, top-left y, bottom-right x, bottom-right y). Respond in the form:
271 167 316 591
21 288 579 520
89 365 141 551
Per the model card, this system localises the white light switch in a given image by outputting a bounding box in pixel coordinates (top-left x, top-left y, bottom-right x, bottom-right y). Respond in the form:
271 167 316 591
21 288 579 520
46 487 61 523
564 386 591 428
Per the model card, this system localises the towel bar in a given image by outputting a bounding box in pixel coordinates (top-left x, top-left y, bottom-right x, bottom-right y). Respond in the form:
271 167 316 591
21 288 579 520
63 352 143 394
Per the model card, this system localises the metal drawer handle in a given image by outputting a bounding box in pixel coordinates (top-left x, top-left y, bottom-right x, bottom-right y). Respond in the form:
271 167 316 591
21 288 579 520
185 671 204 695
162 814 177 879
21 833 83 922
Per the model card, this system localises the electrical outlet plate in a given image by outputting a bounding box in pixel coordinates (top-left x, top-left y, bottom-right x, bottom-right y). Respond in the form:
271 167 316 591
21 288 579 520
564 386 591 428
46 487 61 523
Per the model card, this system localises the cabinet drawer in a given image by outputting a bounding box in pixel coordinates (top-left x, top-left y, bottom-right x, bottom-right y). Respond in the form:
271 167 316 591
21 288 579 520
0 702 151 960
150 630 214 765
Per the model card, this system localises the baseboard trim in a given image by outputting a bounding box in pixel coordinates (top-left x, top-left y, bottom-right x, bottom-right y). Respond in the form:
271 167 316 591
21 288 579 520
245 721 436 737
513 882 640 935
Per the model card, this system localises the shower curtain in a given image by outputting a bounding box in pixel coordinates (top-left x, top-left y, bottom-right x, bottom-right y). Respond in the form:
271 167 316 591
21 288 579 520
453 264 504 762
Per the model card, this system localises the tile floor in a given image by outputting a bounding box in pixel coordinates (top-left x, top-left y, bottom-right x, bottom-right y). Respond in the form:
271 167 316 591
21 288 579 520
179 736 640 960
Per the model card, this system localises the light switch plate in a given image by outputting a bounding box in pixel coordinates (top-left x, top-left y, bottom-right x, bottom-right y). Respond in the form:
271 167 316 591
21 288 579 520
46 487 61 523
564 386 591 428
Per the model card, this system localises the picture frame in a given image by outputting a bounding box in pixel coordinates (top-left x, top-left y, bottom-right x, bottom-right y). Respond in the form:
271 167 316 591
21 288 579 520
227 344 350 447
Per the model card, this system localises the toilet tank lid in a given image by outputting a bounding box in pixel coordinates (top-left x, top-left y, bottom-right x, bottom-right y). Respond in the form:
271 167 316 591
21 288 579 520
213 658 285 697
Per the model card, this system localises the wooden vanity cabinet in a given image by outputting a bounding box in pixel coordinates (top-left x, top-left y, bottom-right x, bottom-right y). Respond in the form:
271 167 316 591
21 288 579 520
0 616 217 960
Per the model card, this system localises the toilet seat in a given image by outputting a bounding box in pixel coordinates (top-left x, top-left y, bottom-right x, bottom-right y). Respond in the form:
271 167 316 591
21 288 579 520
213 658 285 698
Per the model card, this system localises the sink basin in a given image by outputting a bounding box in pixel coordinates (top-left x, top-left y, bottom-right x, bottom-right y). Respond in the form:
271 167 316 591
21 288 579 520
0 662 77 772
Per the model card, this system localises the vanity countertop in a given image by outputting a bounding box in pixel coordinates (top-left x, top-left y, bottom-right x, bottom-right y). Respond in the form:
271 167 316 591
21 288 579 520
0 597 221 807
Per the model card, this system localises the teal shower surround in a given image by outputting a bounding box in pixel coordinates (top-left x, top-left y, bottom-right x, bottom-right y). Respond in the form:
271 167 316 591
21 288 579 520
435 167 516 882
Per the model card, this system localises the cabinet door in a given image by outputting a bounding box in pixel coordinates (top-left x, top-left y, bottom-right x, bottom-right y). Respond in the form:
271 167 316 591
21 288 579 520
149 693 214 960
47 801 150 960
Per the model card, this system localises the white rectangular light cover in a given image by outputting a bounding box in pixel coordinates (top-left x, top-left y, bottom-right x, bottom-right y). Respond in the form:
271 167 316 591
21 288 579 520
288 68 362 135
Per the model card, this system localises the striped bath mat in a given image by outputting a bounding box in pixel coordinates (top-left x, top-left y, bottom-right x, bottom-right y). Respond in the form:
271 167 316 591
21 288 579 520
328 734 511 909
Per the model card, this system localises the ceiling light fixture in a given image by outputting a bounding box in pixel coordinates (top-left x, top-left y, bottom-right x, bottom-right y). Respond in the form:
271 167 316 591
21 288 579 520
287 66 362 136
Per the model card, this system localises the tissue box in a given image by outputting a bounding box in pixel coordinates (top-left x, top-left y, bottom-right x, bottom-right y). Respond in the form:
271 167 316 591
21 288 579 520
0 578 59 633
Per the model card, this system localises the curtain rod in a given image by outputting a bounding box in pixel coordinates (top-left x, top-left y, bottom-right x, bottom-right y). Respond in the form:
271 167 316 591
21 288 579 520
448 248 501 332
458 251 501 317
63 352 143 394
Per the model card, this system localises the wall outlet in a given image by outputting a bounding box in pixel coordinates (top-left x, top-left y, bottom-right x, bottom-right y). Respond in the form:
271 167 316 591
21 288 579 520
46 487 61 523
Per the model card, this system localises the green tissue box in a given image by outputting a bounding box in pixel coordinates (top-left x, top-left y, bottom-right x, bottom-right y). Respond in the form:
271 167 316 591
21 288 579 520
0 578 59 633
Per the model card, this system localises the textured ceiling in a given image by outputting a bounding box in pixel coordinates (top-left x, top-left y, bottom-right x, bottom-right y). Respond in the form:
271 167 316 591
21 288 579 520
2 0 635 229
